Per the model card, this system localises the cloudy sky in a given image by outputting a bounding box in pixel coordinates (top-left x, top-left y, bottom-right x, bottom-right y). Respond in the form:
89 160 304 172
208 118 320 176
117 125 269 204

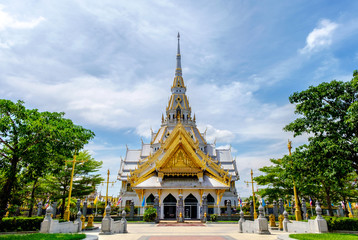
1 0 358 198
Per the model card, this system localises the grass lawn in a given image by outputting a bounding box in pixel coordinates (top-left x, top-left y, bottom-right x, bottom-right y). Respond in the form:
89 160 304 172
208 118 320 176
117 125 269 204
0 233 86 240
290 233 358 240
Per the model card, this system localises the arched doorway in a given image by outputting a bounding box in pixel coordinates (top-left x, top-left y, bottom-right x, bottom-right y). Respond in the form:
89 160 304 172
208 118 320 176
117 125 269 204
163 194 176 219
146 194 154 206
207 193 215 215
184 194 198 219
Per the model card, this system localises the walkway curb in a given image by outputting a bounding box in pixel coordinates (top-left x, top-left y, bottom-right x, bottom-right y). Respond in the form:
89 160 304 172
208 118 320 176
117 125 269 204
276 233 295 240
85 234 99 240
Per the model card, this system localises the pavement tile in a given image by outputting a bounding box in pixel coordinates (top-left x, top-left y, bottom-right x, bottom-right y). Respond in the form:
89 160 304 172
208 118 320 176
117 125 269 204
85 223 283 240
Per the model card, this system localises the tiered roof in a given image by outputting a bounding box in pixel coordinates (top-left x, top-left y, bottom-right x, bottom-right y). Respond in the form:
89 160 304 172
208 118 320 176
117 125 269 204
118 33 239 188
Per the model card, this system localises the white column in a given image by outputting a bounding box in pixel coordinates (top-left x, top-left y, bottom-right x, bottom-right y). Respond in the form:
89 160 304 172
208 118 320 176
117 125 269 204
160 204 164 219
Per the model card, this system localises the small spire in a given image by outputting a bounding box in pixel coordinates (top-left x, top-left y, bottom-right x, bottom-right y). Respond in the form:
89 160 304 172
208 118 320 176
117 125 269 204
177 32 180 55
175 32 182 76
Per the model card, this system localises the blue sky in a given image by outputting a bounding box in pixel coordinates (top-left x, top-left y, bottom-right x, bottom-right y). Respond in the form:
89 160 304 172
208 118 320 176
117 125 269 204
1 0 358 198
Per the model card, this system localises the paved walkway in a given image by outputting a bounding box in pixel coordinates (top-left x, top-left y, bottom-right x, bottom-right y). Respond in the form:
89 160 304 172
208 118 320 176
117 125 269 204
85 223 290 240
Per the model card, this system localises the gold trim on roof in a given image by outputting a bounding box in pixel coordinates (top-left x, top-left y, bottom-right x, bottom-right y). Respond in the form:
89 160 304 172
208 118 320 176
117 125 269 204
129 122 230 188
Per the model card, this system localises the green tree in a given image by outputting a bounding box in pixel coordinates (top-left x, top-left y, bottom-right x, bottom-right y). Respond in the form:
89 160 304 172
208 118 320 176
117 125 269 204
284 70 358 216
0 99 94 219
47 151 103 218
285 143 353 216
254 156 321 209
284 71 358 172
254 158 294 202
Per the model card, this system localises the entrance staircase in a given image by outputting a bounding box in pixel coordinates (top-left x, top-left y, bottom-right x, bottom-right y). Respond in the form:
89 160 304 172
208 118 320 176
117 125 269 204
157 220 205 226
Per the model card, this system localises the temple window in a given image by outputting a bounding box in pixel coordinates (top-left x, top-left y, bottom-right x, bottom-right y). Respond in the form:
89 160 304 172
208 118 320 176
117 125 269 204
126 183 133 192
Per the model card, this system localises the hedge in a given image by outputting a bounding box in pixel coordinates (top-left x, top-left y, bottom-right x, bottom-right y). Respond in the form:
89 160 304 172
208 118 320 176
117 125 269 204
0 233 86 239
324 216 358 231
291 216 358 231
0 217 44 232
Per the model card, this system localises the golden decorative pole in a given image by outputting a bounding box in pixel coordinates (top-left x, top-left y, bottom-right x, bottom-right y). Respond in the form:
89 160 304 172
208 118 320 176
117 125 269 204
288 140 302 221
101 169 116 217
64 152 87 221
245 169 257 219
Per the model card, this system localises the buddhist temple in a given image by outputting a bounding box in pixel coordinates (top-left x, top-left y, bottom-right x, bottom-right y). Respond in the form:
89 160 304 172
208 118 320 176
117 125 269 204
118 33 239 220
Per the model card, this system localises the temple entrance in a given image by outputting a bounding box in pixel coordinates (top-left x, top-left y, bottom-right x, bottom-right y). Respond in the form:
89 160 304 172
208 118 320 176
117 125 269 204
146 194 154 206
184 194 198 219
163 194 176 219
207 193 215 215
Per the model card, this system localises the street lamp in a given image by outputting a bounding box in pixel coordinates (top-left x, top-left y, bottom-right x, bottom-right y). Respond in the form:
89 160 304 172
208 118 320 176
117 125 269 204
64 151 87 221
288 140 302 221
101 169 116 217
245 169 257 219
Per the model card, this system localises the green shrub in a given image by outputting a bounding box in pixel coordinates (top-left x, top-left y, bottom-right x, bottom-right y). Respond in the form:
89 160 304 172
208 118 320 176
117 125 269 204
0 217 44 232
143 207 156 222
324 216 358 231
210 214 217 222
290 233 358 240
301 216 358 231
124 206 130 214
0 233 86 239
110 206 119 215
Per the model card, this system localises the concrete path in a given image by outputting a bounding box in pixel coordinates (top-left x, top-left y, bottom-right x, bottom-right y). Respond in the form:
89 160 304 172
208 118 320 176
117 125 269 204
85 223 289 240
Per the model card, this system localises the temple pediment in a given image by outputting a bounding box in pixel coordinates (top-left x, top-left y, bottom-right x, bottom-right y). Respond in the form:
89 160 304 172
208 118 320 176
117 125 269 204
160 148 200 172
129 122 231 188
158 147 202 181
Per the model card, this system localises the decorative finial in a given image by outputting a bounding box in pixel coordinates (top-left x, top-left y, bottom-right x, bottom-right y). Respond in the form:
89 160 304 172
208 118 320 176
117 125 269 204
288 139 292 155
177 32 180 39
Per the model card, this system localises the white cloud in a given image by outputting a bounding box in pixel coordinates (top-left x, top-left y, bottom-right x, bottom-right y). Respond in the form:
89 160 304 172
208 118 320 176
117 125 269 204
85 141 124 156
135 120 158 139
189 78 298 144
198 124 235 143
2 75 167 130
0 5 45 31
300 19 338 54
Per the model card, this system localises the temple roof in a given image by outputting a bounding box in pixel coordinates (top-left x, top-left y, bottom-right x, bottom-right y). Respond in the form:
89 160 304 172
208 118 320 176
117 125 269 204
117 34 239 185
133 175 228 189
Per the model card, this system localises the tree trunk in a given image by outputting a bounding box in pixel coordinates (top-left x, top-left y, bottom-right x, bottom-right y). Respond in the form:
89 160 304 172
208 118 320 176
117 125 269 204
342 195 349 217
28 179 38 217
337 178 350 217
323 185 333 216
60 196 66 219
0 157 19 219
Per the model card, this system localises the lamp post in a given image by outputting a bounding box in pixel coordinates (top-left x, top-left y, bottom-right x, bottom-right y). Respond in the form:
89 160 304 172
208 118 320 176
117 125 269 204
64 152 87 221
101 169 116 217
288 140 302 221
245 169 257 219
